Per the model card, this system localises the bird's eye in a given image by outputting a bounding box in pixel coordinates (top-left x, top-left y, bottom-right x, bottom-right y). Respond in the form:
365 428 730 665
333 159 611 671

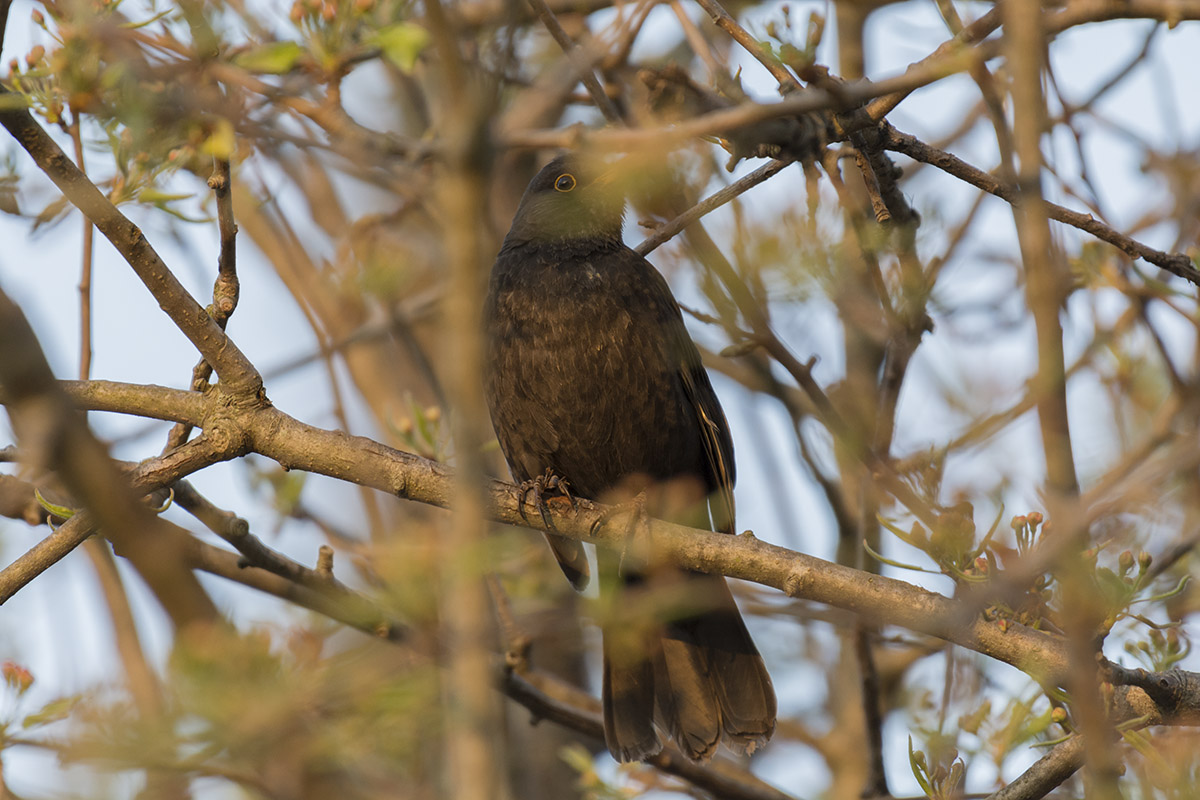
554 173 577 192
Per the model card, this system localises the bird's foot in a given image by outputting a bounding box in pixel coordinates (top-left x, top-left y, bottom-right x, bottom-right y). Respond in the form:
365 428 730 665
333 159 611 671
517 469 577 530
590 491 650 571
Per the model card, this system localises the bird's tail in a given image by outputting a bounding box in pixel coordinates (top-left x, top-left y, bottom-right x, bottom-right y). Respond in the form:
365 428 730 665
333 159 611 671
602 573 776 763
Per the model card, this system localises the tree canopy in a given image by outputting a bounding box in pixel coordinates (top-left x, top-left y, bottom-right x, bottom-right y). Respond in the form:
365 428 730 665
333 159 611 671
1 0 1200 798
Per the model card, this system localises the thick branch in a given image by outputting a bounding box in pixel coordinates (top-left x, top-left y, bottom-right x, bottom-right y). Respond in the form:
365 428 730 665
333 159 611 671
57 380 209 425
54 377 1071 680
62 380 1200 714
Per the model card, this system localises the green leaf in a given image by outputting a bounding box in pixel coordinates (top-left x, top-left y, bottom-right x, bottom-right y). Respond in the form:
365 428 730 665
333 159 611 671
374 23 430 73
23 695 81 729
120 8 173 30
1094 567 1132 609
34 488 75 520
1132 574 1191 606
1024 705 1055 738
137 188 193 204
863 538 936 574
273 470 307 515
235 40 304 75
908 737 933 795
201 118 236 160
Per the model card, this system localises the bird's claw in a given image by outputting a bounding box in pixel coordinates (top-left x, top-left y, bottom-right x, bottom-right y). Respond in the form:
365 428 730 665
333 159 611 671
517 469 576 530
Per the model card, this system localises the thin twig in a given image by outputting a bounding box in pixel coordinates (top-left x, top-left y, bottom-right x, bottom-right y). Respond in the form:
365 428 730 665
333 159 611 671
171 482 407 639
636 159 792 255
0 514 96 604
867 6 1002 119
173 481 363 600
0 97 263 396
985 737 1085 800
182 533 406 642
69 116 94 384
525 0 622 123
854 624 889 796
669 0 722 80
165 157 241 451
883 124 1200 285
690 0 799 90
601 0 660 72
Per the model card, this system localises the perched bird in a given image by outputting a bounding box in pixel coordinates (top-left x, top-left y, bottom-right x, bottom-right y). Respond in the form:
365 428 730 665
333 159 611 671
483 153 776 763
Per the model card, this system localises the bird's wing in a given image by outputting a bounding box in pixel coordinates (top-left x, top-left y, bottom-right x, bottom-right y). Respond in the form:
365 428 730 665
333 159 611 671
627 247 737 535
678 354 737 535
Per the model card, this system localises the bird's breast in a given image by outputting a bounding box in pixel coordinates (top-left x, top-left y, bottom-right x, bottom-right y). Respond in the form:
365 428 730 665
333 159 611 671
485 252 697 495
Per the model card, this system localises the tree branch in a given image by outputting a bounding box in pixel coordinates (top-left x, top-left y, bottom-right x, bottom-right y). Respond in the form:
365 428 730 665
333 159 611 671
636 159 792 256
165 156 242 451
986 737 1084 800
0 286 220 629
55 379 1071 681
883 124 1200 284
0 97 263 397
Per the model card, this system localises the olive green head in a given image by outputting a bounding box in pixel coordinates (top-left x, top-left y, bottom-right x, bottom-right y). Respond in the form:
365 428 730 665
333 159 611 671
504 153 626 244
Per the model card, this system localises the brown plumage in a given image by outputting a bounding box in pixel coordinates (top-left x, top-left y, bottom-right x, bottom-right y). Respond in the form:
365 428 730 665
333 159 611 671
483 154 776 762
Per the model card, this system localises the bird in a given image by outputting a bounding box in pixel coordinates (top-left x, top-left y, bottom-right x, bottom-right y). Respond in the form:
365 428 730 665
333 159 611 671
483 152 776 763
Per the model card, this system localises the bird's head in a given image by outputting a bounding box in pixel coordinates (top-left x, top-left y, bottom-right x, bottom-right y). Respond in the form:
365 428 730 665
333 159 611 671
504 153 626 245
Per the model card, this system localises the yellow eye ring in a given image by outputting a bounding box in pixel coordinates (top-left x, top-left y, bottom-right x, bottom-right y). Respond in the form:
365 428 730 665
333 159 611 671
554 173 577 192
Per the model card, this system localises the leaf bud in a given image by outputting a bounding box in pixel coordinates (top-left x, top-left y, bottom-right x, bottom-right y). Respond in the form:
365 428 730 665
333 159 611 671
947 761 964 788
1 660 34 694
